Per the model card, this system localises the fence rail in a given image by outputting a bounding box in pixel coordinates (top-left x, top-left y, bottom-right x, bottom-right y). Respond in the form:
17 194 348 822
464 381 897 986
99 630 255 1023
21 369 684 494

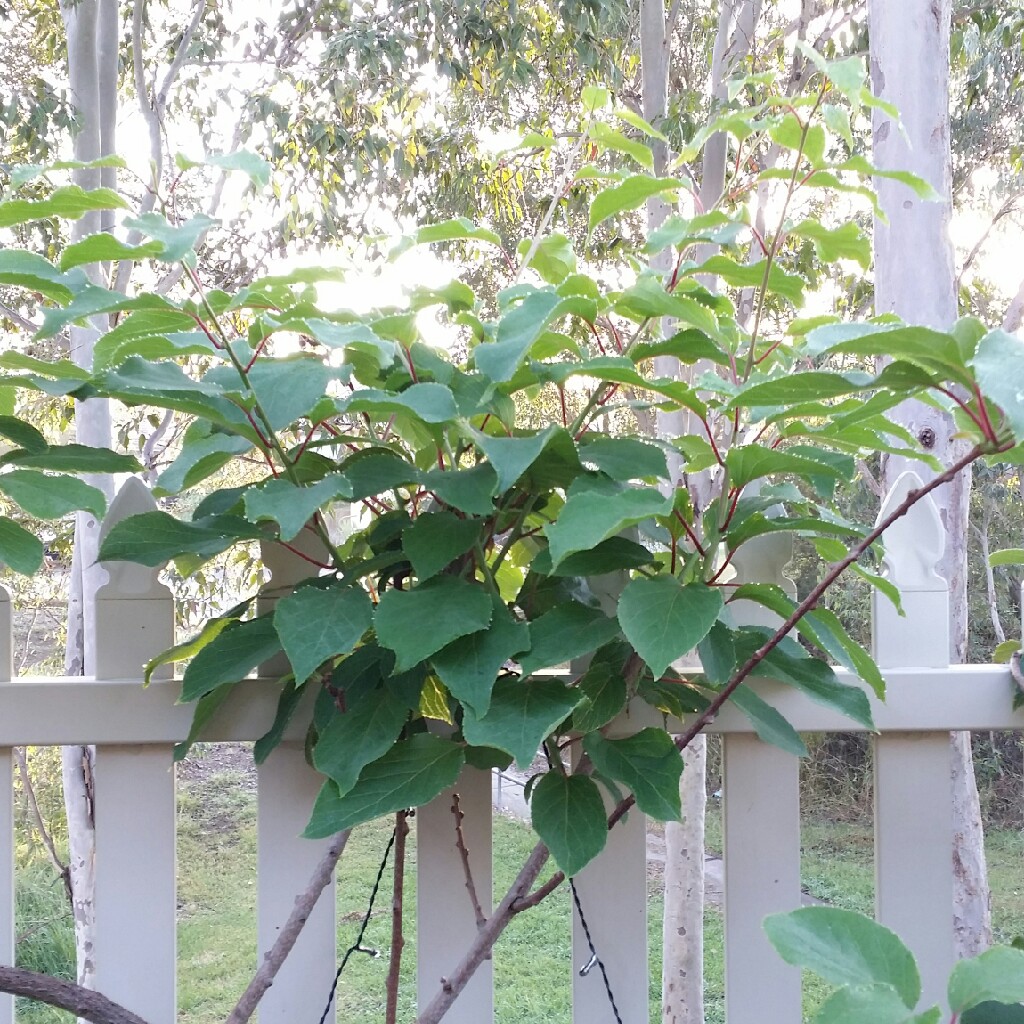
1 475 1020 1023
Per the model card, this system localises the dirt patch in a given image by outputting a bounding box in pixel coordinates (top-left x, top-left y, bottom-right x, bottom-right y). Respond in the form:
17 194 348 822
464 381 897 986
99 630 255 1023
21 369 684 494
177 742 257 790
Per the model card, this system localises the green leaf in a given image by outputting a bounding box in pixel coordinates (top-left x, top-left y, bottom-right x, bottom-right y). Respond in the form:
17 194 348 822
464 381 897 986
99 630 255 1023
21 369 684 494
462 676 581 767
518 233 578 284
572 647 629 733
476 289 562 382
517 602 621 677
243 476 351 542
145 615 237 685
470 425 579 493
530 773 608 876
588 175 683 233
972 330 1024 443
949 947 1024 1013
340 382 459 424
0 416 47 453
208 355 337 432
579 436 668 481
176 149 271 186
0 185 128 228
531 535 654 578
617 578 723 680
0 250 77 302
729 685 808 757
100 512 258 566
342 451 421 501
806 322 969 386
403 510 481 580
60 233 164 270
726 445 847 489
739 630 874 730
994 640 1021 665
0 471 106 519
375 577 492 672
813 985 931 1024
93 357 251 436
155 431 252 497
304 734 465 837
38 285 177 341
174 685 238 762
1 444 141 474
764 907 920 1008
392 218 501 258
431 599 529 716
990 549 1024 567
121 213 219 261
590 122 653 170
312 687 409 794
421 464 497 515
9 155 126 186
584 729 683 821
803 607 886 699
545 477 672 570
274 586 373 685
0 517 44 575
962 1003 1024 1024
419 675 453 723
698 622 737 686
789 220 870 268
254 678 305 764
733 371 870 409
180 616 282 702
691 255 805 305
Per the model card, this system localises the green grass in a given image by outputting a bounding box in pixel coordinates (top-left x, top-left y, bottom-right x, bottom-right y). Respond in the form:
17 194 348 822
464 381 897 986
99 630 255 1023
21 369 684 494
13 766 1024 1023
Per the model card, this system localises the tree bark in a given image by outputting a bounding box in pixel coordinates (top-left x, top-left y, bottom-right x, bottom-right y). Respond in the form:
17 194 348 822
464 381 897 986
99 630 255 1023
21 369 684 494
59 0 119 996
644 4 760 1020
869 0 992 957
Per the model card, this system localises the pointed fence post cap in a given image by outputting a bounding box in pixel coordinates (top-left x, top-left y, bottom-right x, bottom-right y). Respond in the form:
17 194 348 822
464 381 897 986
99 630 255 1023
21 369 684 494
875 470 946 591
97 477 172 598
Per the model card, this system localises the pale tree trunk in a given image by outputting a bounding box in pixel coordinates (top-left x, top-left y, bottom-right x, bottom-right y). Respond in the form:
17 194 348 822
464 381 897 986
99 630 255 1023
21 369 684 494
59 0 120 994
870 0 992 957
642 3 759 1021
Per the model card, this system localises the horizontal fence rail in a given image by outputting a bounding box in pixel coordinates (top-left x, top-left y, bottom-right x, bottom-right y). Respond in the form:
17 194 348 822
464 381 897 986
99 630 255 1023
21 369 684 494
0 474 1020 1023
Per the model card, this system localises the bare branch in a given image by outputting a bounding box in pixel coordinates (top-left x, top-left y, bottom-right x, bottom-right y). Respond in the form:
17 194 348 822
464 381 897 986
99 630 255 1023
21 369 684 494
384 810 410 1024
131 0 161 181
157 0 208 110
856 458 884 498
225 829 350 1024
451 793 486 929
1002 273 1024 334
0 302 40 334
0 966 149 1024
957 194 1021 286
415 842 551 1024
14 748 72 902
141 409 175 484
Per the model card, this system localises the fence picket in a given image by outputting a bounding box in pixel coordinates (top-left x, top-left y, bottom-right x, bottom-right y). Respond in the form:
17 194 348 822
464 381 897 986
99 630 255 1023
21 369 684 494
93 480 177 1023
0 471 1016 1021
872 472 955 1010
256 533 337 1022
571 793 647 1024
0 582 12 1024
417 768 493 1022
724 530 802 1023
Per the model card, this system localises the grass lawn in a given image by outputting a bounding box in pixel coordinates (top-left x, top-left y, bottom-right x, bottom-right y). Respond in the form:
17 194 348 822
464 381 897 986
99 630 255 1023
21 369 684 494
13 752 1024 1022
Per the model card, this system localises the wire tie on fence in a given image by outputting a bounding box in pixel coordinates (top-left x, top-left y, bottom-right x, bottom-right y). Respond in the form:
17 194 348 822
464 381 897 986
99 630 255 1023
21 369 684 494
570 878 624 1024
317 821 400 1024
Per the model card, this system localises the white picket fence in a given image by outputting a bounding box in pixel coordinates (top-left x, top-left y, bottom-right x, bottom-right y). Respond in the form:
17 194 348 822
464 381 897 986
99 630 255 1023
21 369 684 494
0 473 1021 1024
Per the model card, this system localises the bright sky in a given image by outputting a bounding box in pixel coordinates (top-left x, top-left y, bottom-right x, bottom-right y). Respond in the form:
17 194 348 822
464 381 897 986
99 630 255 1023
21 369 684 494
91 1 1024 331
